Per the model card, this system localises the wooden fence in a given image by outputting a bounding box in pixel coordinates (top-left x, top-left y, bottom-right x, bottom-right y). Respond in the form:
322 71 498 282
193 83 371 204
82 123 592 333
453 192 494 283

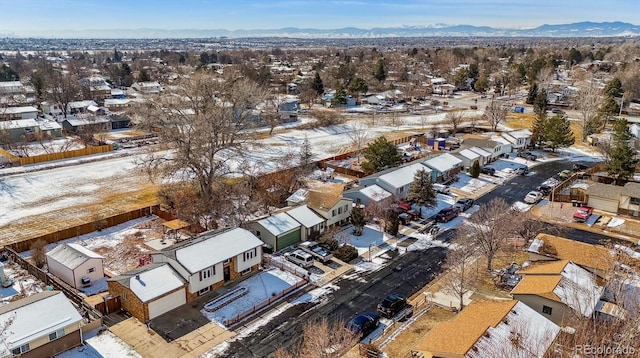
0 148 19 165
551 163 607 203
15 144 113 166
7 206 156 253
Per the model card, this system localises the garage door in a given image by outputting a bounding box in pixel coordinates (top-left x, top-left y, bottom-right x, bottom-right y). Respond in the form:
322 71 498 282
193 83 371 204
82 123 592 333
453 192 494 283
148 289 186 320
587 197 618 213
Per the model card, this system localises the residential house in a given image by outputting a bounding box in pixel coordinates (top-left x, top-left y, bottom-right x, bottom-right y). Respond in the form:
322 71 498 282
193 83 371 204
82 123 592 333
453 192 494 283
104 98 133 112
131 81 162 95
62 116 111 133
586 183 624 213
0 81 35 105
526 233 613 279
466 146 491 166
0 106 38 121
489 135 513 154
375 162 433 199
278 99 300 122
502 129 532 152
247 212 302 251
150 227 263 301
343 184 393 207
46 243 105 290
40 101 63 117
285 205 326 241
107 263 187 322
79 76 112 104
37 119 63 139
414 299 560 358
462 135 505 160
453 148 482 169
422 153 463 182
618 182 640 217
67 100 99 115
306 191 352 228
0 119 40 142
0 291 83 357
511 260 604 325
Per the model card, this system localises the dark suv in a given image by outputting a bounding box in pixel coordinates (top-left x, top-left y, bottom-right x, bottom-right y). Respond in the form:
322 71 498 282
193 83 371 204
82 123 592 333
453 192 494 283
480 166 496 176
517 151 537 161
344 312 380 338
377 294 409 318
435 207 459 223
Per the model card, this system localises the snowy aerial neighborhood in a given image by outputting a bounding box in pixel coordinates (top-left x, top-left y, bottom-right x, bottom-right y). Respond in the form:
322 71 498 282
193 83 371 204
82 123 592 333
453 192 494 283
1 33 640 358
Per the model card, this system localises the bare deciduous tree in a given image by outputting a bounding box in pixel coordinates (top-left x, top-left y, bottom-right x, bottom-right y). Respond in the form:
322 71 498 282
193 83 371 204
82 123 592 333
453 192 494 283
275 317 360 358
30 239 47 269
575 79 604 142
483 99 509 132
441 232 479 310
48 70 81 118
445 110 464 136
346 121 371 160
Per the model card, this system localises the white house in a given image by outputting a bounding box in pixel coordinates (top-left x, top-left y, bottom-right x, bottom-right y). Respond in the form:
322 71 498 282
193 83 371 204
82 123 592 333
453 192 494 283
422 153 463 182
247 212 302 252
131 81 162 95
502 129 532 151
0 291 83 357
453 148 482 169
306 191 352 228
467 146 492 165
150 227 263 300
462 136 506 160
0 106 38 121
376 162 433 198
285 205 326 241
46 243 104 289
343 184 393 207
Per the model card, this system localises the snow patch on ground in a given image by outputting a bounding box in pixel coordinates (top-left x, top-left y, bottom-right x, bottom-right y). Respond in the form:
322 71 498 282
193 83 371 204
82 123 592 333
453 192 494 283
608 217 625 228
56 329 142 358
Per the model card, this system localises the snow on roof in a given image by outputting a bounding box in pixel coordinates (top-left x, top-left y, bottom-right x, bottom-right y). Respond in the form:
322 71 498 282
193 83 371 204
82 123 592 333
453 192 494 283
46 243 103 269
174 228 263 273
378 162 431 189
38 120 62 131
554 261 603 317
467 146 491 157
422 153 462 173
0 291 82 352
257 212 301 236
0 119 38 129
104 98 130 106
506 129 532 139
0 106 38 114
457 148 481 160
286 188 309 204
360 184 392 201
285 205 324 228
467 301 560 358
490 136 511 145
128 263 185 302
528 237 543 253
63 116 111 126
87 105 100 112
68 100 98 109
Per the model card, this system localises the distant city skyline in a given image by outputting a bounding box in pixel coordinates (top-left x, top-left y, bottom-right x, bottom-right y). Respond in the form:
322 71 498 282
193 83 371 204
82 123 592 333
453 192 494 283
0 0 638 37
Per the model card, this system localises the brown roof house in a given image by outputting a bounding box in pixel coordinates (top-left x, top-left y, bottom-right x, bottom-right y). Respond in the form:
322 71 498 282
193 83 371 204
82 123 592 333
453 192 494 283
585 182 624 213
0 291 84 357
511 260 604 325
618 182 640 217
526 233 613 279
286 189 352 229
414 299 560 358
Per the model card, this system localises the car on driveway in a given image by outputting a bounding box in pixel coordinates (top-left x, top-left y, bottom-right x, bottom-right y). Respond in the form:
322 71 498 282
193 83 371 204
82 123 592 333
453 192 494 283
433 183 450 194
524 191 544 204
557 170 572 180
517 151 537 161
572 164 588 172
377 294 412 319
454 198 475 212
573 206 594 223
514 166 529 175
480 166 496 176
435 207 460 223
344 312 380 338
299 241 333 263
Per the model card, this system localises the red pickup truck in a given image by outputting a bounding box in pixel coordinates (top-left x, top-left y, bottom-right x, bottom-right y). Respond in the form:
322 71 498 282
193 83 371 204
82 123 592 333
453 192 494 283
573 206 594 223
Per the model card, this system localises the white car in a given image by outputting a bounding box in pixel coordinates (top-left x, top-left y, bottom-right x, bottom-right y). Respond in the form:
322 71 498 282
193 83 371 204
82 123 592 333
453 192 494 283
524 191 543 204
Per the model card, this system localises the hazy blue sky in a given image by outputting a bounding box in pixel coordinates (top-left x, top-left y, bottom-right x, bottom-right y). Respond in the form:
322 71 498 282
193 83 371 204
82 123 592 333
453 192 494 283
0 0 637 36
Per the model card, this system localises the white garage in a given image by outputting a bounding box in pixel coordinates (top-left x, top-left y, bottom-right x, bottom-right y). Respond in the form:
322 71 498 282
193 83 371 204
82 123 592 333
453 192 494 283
586 183 623 214
148 288 187 320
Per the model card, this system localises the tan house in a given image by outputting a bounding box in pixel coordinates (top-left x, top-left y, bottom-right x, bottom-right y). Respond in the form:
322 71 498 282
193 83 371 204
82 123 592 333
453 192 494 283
414 299 560 358
107 262 187 322
46 243 105 289
306 191 352 228
526 233 613 279
0 291 83 357
511 260 604 325
618 182 640 217
585 182 624 213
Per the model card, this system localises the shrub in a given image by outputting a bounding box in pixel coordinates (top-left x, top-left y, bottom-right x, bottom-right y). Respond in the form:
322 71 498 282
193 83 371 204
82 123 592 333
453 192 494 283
470 160 481 178
318 237 339 251
334 244 358 262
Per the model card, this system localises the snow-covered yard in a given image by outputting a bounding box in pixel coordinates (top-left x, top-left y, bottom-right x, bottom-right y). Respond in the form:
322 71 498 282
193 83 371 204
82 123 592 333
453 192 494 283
341 225 391 255
450 173 493 194
55 329 142 358
201 268 305 327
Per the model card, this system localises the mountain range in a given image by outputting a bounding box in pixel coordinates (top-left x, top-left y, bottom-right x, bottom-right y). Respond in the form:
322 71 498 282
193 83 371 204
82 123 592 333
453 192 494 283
5 21 640 39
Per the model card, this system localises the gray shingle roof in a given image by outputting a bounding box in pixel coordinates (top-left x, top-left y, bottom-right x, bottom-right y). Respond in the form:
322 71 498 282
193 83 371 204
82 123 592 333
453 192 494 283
586 183 624 200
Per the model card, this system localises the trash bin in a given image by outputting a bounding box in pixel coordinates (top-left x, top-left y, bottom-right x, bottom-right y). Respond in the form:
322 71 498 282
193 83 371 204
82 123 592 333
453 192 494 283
572 200 578 207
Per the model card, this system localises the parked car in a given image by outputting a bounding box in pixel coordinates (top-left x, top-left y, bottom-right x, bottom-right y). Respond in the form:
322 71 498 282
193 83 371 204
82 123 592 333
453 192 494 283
551 108 565 114
573 206 594 223
454 198 475 212
572 164 588 172
514 166 529 175
557 170 572 180
285 249 314 268
298 241 333 263
524 191 544 204
480 166 496 176
433 183 450 194
435 207 460 223
517 151 537 161
344 312 380 338
377 294 412 319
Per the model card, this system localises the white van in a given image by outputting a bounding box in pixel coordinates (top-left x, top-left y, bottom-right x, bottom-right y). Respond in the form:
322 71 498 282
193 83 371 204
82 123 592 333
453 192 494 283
433 183 450 194
286 249 314 268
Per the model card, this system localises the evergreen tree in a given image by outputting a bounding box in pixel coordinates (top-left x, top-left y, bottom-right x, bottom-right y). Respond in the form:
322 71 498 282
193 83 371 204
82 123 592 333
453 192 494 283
348 77 368 101
137 68 151 82
113 49 122 62
311 72 324 96
607 118 637 184
530 110 547 148
473 72 489 93
361 136 402 174
544 113 575 152
384 208 399 236
599 77 624 119
351 205 366 236
405 169 437 216
533 89 548 115
373 59 387 83
0 64 19 81
525 83 538 104
469 160 481 178
331 85 348 106
299 134 314 174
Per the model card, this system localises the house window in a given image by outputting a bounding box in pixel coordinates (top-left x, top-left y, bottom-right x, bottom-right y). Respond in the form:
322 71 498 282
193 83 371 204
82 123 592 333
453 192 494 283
243 248 257 262
542 305 553 315
332 209 336 217
198 286 210 295
344 204 349 212
48 328 65 341
88 267 95 273
338 207 342 214
11 344 29 355
122 292 127 300
223 258 231 264
201 266 214 280
630 197 640 205
241 267 252 275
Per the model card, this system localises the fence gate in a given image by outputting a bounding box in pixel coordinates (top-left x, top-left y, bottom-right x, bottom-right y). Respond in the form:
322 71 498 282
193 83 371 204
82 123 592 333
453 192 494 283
105 295 121 314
